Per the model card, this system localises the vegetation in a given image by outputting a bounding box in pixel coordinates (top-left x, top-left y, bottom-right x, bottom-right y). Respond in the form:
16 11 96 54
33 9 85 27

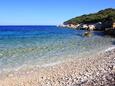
64 8 115 25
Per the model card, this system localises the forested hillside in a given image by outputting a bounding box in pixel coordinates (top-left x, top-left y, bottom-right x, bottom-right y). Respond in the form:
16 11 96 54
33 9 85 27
64 8 115 25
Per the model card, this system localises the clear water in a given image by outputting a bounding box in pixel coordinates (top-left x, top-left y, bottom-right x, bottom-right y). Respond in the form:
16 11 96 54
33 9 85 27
0 26 115 72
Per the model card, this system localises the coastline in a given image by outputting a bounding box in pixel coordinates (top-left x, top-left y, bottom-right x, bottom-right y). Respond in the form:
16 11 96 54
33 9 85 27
0 46 115 86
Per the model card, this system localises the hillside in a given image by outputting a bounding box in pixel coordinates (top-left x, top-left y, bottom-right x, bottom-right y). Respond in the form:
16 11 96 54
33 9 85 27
64 8 115 25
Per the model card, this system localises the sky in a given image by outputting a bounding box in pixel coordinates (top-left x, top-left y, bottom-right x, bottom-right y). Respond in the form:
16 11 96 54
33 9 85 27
0 0 115 25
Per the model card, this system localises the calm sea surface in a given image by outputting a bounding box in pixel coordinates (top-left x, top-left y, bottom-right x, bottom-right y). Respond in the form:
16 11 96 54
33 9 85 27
0 26 115 72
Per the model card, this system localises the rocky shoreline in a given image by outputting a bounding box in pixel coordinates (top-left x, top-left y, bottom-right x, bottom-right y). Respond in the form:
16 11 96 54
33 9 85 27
0 47 115 86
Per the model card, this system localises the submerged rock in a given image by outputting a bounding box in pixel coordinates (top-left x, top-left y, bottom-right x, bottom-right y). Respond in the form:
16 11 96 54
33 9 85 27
83 31 92 37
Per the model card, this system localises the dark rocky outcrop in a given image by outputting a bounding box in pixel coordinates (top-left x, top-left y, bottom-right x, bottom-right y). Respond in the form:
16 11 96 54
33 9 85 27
105 28 115 36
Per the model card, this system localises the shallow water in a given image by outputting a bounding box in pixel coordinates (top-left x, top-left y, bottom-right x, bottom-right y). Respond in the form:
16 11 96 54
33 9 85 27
0 26 115 72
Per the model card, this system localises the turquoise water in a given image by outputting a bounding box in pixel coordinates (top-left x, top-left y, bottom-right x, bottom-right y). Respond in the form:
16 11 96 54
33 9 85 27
0 26 115 72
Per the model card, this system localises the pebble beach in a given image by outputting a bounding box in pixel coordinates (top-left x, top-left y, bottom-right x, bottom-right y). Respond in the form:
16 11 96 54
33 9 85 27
0 47 115 86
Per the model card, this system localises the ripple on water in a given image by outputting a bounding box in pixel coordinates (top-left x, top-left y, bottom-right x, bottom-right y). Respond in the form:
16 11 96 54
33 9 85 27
0 26 115 73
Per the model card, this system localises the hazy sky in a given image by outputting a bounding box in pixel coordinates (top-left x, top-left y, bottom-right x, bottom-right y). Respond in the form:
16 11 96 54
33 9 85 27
0 0 115 25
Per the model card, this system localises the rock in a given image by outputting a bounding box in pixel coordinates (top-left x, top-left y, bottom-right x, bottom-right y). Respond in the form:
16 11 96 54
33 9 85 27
83 31 92 37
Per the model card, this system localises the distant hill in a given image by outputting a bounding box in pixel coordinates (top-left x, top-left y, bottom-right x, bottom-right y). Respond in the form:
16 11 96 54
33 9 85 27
64 8 115 25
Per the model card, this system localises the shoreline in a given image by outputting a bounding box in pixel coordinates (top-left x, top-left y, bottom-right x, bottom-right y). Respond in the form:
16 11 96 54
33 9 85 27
0 46 112 74
0 46 115 86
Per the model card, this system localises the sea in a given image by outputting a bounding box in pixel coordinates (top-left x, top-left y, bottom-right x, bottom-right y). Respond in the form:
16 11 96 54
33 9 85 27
0 26 115 73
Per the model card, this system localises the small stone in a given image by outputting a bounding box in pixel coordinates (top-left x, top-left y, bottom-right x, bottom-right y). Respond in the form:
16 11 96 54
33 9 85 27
8 74 14 77
113 66 115 70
